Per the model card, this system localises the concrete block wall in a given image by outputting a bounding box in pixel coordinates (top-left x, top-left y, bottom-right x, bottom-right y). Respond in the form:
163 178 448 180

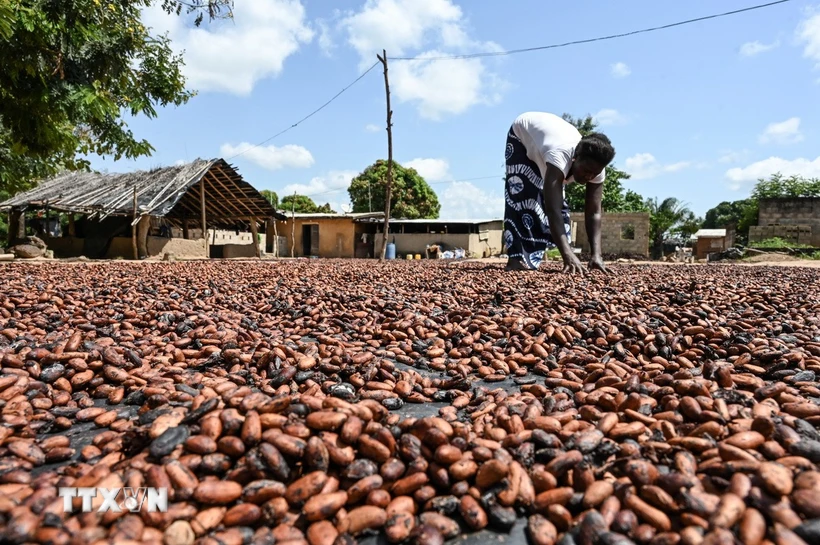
758 198 820 228
569 212 650 257
749 225 816 246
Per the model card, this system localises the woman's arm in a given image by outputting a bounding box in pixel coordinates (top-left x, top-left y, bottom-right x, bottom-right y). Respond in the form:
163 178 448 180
585 181 609 273
543 164 585 274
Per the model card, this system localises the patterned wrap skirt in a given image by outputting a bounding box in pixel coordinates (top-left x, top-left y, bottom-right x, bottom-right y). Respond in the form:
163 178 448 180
503 125 571 270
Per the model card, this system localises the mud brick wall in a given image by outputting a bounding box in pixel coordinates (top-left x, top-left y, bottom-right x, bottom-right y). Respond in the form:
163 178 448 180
569 212 650 257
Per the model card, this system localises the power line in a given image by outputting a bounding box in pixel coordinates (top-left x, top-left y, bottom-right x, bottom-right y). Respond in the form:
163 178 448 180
393 0 793 61
226 61 381 160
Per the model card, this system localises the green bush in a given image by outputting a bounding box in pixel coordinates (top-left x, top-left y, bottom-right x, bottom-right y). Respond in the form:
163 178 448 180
751 237 813 249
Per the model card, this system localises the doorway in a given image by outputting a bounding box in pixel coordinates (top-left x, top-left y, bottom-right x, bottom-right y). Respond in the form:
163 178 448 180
302 224 319 256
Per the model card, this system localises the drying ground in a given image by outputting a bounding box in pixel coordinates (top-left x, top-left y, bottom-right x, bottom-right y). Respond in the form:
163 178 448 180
1 260 819 545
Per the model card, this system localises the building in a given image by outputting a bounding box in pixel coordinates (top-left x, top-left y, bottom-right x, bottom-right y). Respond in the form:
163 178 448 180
692 228 732 259
749 197 820 246
365 218 504 258
1 158 284 259
269 212 384 258
569 212 650 257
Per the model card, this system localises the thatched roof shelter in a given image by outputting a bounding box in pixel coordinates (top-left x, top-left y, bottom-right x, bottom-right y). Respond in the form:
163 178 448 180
0 158 285 229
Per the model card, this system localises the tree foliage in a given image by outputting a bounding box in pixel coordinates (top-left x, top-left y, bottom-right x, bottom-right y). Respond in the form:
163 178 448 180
159 0 233 27
702 199 757 244
560 114 645 213
702 173 820 245
645 197 695 258
0 1 231 195
751 173 820 200
260 190 279 209
280 194 334 214
348 160 440 219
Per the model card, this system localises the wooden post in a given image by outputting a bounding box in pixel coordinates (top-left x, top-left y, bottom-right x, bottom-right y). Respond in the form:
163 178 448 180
249 217 260 258
132 188 138 260
376 49 394 261
200 180 208 258
68 214 76 237
16 209 25 240
7 210 20 246
137 216 151 258
272 216 279 257
290 193 296 258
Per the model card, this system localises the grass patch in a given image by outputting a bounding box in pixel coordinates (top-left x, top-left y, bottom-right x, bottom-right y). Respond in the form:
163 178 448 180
751 237 813 249
546 248 561 260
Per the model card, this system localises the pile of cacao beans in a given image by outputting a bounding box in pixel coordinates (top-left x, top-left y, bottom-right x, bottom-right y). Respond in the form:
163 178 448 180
1 260 819 545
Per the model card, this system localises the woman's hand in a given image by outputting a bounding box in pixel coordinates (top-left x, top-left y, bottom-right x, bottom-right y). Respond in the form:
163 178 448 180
562 253 586 275
588 255 609 274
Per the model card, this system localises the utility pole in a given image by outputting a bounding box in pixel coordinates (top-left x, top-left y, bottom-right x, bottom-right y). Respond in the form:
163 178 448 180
376 49 393 261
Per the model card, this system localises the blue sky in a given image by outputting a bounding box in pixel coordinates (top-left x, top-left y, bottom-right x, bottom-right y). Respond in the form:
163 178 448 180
91 0 820 219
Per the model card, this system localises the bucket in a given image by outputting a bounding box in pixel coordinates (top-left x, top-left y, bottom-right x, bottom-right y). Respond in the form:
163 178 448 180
386 243 396 260
415 254 421 260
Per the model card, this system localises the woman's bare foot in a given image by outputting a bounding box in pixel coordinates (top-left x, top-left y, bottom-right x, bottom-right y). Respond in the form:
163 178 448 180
505 258 531 271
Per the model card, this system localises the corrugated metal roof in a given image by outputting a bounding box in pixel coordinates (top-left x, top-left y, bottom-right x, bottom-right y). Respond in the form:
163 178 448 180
356 218 502 225
282 212 384 219
693 229 727 238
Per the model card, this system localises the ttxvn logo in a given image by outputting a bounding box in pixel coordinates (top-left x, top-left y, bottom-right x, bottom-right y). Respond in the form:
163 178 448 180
58 487 168 513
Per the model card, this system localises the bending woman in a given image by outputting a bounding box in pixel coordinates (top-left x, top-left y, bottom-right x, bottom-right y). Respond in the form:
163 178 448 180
502 111 615 274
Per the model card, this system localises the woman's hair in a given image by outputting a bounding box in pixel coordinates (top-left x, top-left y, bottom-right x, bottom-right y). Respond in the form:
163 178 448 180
576 132 615 165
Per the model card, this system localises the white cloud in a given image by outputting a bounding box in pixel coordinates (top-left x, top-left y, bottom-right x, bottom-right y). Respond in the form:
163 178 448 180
611 62 631 78
592 109 628 127
797 10 820 70
405 158 450 181
725 156 820 189
365 124 381 132
141 0 313 96
174 159 186 166
440 181 502 220
316 20 335 56
340 0 506 119
739 40 779 57
719 150 750 164
282 170 358 202
624 153 691 180
220 143 314 170
758 117 803 145
391 53 504 119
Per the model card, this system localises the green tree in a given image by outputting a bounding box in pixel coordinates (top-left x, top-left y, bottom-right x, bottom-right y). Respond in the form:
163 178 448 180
280 194 334 214
703 174 820 245
159 0 234 26
702 199 757 244
671 210 703 238
260 190 279 209
560 114 645 213
0 1 230 194
751 173 820 199
645 197 694 258
348 160 440 219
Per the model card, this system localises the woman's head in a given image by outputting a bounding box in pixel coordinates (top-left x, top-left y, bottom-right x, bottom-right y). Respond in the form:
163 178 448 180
572 132 615 183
